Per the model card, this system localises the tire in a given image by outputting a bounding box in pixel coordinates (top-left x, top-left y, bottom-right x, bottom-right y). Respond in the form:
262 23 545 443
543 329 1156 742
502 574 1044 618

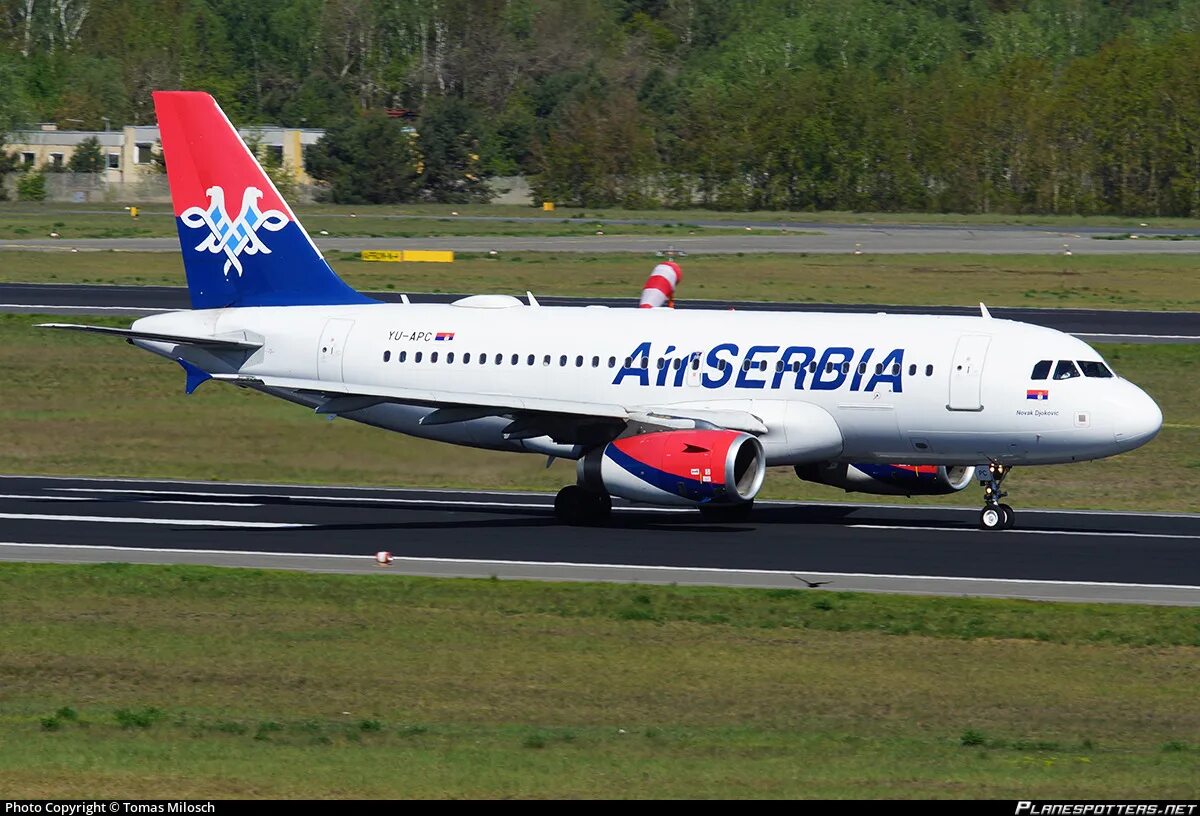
979 506 1003 530
554 485 585 524
999 503 1016 529
699 501 754 523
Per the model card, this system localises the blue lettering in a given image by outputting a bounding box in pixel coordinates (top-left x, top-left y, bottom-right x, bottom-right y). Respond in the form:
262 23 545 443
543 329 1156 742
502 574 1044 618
735 345 778 389
849 347 875 391
773 346 816 390
810 347 854 391
673 351 699 387
613 341 652 386
702 343 738 388
864 348 904 392
655 344 677 387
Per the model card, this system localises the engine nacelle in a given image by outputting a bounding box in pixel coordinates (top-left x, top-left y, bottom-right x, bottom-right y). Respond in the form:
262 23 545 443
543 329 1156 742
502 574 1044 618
794 462 975 496
579 429 765 507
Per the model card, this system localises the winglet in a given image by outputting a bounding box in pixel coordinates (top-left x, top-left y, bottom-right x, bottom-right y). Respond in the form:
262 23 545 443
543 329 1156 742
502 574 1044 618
176 358 212 395
979 302 992 319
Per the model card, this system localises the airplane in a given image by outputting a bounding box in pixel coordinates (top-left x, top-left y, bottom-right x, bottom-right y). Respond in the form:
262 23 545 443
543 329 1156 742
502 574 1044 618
40 91 1164 531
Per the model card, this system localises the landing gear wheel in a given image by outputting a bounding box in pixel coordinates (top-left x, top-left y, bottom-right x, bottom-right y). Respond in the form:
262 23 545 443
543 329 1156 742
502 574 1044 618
553 485 610 525
979 506 1003 530
699 501 754 523
977 463 1014 532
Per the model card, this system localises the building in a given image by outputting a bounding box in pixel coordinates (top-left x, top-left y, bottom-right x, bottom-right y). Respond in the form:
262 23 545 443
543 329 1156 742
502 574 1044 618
4 123 325 201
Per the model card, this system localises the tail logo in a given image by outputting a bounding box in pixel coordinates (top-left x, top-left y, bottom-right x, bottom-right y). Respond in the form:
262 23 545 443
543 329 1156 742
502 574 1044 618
180 186 288 278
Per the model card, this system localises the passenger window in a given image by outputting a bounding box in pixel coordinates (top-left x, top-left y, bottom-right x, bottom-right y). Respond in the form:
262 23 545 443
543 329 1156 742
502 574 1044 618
742 360 751 372
431 352 439 363
480 354 486 365
399 351 407 363
1054 360 1081 380
415 352 423 363
592 356 599 368
447 352 455 363
624 357 632 368
608 357 616 368
825 362 834 374
544 355 551 366
892 364 900 375
510 354 517 365
809 361 817 373
1031 360 1052 380
908 364 916 376
527 354 534 366
494 354 501 365
858 363 867 374
576 355 584 367
775 361 784 373
692 357 700 370
925 365 933 376
840 362 849 374
559 355 567 366
382 350 391 362
463 353 470 364
1079 361 1113 378
640 358 648 369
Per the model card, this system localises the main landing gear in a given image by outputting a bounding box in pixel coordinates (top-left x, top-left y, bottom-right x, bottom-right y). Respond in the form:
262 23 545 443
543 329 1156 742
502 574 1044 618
554 484 612 525
978 462 1015 531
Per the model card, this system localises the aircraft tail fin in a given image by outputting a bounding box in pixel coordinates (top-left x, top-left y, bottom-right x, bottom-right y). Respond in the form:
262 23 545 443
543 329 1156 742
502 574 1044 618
152 91 373 310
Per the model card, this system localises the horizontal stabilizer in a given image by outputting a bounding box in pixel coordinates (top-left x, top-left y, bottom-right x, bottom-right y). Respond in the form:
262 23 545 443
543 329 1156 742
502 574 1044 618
37 323 262 350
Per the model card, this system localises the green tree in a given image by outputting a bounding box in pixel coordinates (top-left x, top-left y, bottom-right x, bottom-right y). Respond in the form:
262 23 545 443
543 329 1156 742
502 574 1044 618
68 136 105 173
306 113 420 203
416 98 493 203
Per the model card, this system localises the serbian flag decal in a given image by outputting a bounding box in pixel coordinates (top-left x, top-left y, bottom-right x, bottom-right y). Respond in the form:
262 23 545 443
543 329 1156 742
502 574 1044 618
435 331 455 341
1027 389 1049 401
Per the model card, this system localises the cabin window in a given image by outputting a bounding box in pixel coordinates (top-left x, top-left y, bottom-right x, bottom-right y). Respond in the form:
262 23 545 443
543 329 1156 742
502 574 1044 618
858 363 867 374
559 355 567 366
592 356 599 367
874 363 883 374
527 354 534 365
908 364 916 376
415 352 423 363
431 352 439 363
398 351 407 363
892 363 900 375
640 357 649 369
925 364 933 376
446 352 455 364
809 361 817 373
1054 360 1081 380
495 354 502 365
382 350 391 362
608 356 616 368
692 357 700 370
1031 360 1052 380
478 354 485 365
544 355 551 366
840 362 849 374
511 354 518 365
463 352 471 363
576 355 584 367
1079 361 1113 378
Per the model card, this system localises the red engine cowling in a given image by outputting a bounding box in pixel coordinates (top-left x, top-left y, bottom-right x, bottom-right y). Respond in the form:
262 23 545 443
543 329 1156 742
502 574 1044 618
579 429 765 506
794 462 975 496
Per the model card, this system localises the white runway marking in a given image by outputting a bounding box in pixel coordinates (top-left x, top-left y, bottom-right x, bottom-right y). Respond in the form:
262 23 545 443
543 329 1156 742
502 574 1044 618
851 524 1200 540
0 541 1197 593
0 512 309 528
0 304 170 312
0 493 262 507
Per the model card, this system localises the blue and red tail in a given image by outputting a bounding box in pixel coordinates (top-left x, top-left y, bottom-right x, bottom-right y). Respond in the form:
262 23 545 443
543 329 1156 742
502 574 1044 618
153 91 373 310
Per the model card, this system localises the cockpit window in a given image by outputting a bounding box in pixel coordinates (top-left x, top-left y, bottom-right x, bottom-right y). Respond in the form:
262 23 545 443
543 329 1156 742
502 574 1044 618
1053 360 1081 380
1031 360 1051 380
1078 361 1113 378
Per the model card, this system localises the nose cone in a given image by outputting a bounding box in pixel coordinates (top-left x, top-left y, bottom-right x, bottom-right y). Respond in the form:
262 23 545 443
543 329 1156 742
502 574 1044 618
1111 383 1163 452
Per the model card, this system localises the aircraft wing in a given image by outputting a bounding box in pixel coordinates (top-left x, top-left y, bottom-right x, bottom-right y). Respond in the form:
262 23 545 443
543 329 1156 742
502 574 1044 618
38 323 263 350
209 374 769 439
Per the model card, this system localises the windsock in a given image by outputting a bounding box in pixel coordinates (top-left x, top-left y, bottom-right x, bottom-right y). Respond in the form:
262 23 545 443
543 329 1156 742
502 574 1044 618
639 261 682 308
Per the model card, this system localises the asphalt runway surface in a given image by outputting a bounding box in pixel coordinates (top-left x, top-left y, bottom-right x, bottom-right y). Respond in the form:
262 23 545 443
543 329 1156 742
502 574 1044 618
3 282 1196 343
1 475 1197 605
4 221 1200 253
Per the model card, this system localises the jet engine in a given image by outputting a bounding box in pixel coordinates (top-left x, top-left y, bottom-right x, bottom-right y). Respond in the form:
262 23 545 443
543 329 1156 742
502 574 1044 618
795 462 975 496
579 429 765 506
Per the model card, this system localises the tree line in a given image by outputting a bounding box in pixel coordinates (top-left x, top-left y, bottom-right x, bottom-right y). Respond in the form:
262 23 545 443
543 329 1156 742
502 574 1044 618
5 0 1200 214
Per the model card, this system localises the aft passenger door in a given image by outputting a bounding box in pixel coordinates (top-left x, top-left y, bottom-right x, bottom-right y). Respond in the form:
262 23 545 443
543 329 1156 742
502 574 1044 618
947 334 990 411
317 318 355 383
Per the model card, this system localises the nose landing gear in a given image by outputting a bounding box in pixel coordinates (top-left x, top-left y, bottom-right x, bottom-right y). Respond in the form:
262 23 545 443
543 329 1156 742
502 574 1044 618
978 463 1015 531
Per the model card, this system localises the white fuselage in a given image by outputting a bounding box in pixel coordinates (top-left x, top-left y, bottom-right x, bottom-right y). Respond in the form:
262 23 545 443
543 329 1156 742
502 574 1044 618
130 297 1163 467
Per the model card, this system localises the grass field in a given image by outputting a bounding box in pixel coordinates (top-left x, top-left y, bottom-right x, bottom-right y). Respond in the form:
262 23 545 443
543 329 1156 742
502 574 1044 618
1 562 1198 798
1 313 1195 512
3 249 1199 311
15 200 1200 229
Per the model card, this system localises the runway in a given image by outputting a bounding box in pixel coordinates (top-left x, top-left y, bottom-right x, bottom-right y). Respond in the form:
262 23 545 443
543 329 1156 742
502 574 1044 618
1 475 1197 605
3 282 1196 342
4 222 1200 254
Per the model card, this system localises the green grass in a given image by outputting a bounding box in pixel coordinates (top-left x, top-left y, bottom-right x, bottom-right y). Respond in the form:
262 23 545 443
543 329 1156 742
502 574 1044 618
0 313 1196 512
0 563 1199 797
2 249 1199 311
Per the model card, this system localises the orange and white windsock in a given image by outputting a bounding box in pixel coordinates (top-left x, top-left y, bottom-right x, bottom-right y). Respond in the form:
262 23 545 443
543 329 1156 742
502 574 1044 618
639 261 683 308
